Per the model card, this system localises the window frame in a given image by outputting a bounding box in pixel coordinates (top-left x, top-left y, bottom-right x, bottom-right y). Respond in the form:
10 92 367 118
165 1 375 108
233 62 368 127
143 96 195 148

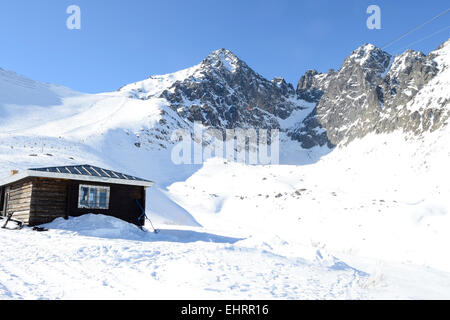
78 184 110 210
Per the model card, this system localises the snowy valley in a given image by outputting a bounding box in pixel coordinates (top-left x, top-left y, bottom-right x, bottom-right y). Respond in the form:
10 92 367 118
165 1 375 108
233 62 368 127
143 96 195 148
0 39 449 299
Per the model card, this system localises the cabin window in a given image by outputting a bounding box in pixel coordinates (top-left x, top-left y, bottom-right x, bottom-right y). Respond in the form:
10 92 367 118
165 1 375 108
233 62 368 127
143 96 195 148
78 185 110 209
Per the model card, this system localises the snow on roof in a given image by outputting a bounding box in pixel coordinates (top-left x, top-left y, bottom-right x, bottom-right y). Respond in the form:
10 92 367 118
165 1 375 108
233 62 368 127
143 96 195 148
0 164 154 187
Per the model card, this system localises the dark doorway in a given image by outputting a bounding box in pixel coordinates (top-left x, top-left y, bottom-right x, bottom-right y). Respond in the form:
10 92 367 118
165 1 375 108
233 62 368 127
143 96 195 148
0 187 9 217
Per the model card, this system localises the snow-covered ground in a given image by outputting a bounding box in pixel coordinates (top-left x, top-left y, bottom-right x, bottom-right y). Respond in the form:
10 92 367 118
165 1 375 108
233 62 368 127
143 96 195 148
1 124 449 299
0 215 373 299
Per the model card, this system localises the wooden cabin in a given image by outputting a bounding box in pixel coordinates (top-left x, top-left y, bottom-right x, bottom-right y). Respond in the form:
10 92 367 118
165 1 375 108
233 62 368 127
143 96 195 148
0 165 154 227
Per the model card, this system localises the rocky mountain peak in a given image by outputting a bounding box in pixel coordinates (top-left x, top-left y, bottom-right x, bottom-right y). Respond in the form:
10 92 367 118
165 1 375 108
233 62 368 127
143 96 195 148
147 47 307 128
296 69 328 103
289 40 448 149
118 39 448 151
344 43 392 76
271 76 287 84
201 48 244 73
272 77 295 96
386 49 429 80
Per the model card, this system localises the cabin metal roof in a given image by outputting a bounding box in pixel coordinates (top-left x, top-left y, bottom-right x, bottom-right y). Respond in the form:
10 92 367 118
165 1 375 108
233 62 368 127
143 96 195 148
0 165 154 188
29 165 151 182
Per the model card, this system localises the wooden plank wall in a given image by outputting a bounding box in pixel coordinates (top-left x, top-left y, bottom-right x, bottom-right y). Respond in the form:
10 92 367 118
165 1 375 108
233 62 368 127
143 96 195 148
5 177 146 226
6 179 33 224
29 178 68 226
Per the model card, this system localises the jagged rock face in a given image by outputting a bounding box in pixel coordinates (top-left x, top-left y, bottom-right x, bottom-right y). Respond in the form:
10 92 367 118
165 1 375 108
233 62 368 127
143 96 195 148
382 50 437 108
290 44 393 147
289 41 449 148
159 49 299 129
120 41 449 150
375 50 441 134
296 70 329 103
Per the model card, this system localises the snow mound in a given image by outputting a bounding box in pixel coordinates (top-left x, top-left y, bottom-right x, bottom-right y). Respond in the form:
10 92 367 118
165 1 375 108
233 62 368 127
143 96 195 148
42 214 145 240
41 214 242 244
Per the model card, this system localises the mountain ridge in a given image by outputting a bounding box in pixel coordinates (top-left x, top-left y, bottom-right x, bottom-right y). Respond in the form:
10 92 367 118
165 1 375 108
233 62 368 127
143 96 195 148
0 40 448 155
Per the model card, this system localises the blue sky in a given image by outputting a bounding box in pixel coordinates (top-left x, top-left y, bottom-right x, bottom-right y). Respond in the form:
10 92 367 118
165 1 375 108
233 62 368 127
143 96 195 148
0 0 448 93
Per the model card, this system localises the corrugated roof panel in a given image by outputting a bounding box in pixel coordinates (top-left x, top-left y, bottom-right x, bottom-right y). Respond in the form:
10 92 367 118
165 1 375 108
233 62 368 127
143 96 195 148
108 170 121 179
93 166 111 178
99 168 112 178
73 167 83 175
64 167 71 174
28 164 151 183
80 166 92 176
89 166 102 177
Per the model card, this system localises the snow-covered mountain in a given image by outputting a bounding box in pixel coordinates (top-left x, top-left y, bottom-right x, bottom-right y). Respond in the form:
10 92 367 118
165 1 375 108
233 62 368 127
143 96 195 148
290 40 449 148
0 40 449 299
1 40 448 157
119 48 303 130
